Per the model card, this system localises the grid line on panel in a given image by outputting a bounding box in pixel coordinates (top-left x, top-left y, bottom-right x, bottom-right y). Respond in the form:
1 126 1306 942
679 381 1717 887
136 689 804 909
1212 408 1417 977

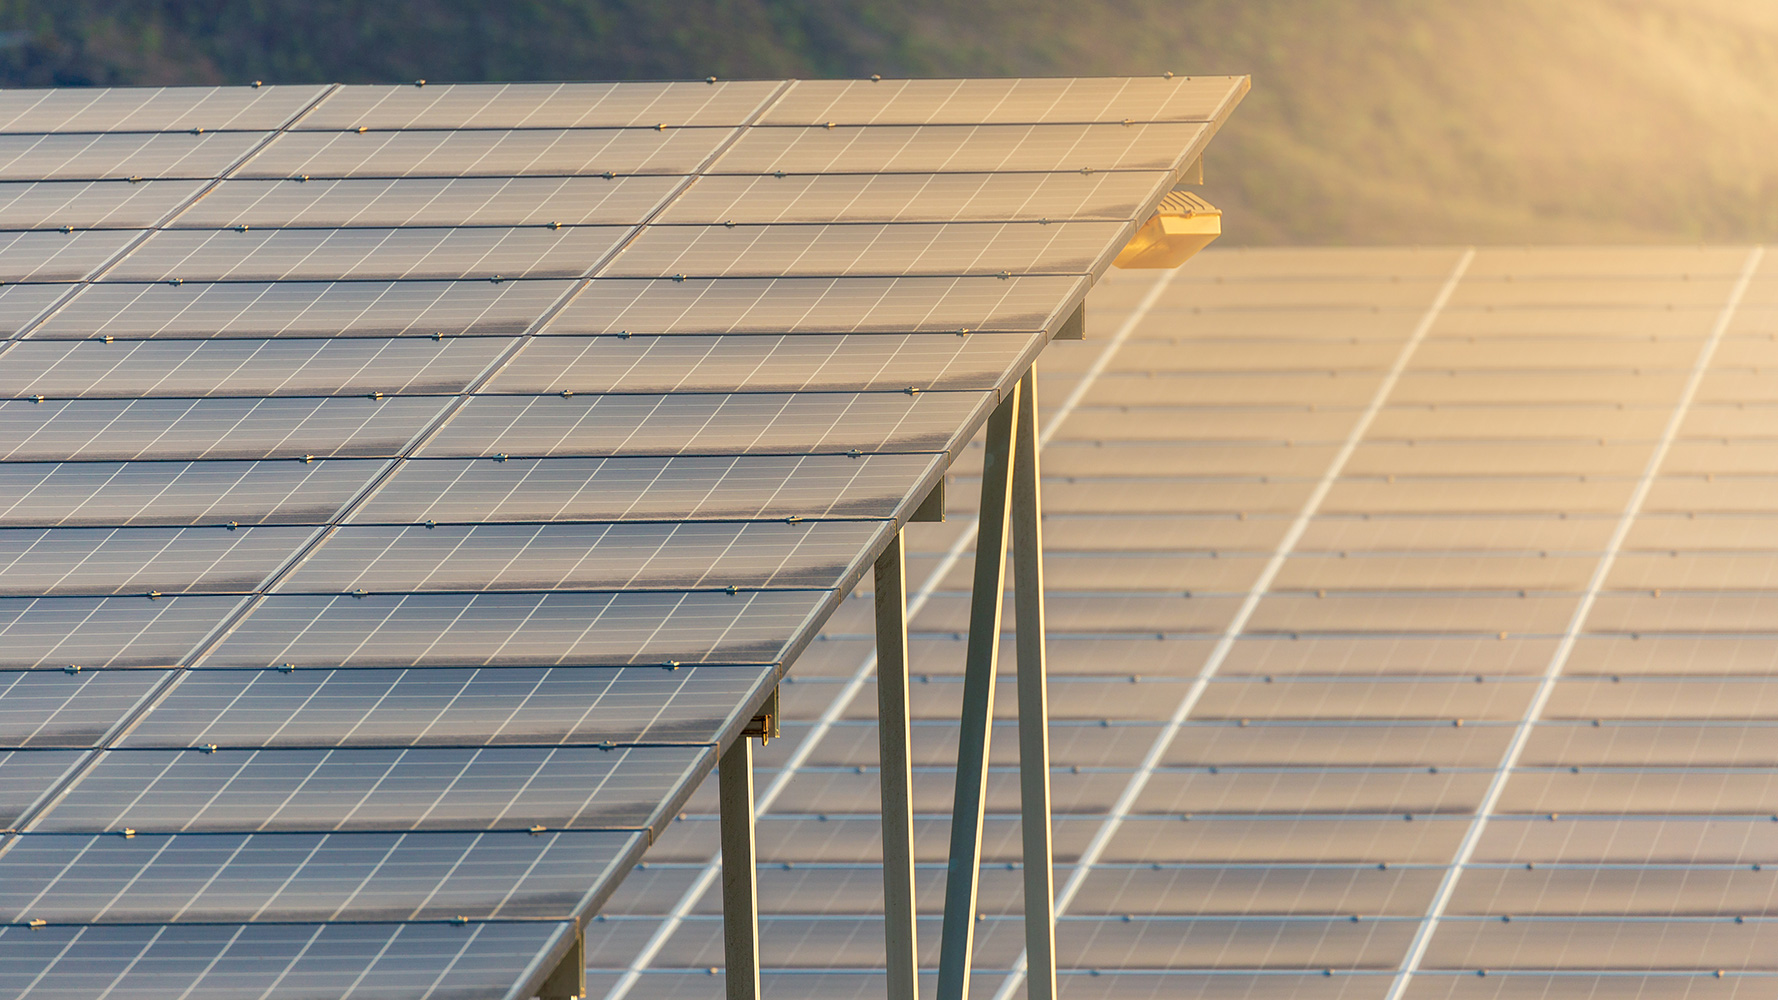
985 248 1476 999
1380 246 1768 999
598 249 1185 1000
4 83 801 842
0 86 342 348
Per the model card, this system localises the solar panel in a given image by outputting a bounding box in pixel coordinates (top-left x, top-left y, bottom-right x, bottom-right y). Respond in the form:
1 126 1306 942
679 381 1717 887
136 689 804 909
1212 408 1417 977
0 74 1245 1000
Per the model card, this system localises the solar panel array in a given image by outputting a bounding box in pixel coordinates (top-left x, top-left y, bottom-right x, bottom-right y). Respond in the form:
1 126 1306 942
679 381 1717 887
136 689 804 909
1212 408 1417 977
0 78 1242 997
593 246 1778 1000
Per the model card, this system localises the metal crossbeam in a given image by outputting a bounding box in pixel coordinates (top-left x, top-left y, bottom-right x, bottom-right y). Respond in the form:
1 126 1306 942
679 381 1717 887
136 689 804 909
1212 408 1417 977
719 739 761 1000
875 531 921 1000
936 381 1022 1000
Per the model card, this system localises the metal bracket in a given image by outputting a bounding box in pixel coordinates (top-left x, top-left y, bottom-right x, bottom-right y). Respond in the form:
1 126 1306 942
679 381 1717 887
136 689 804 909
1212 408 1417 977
1177 152 1203 186
1053 302 1086 341
536 919 585 1000
740 687 779 744
911 478 946 522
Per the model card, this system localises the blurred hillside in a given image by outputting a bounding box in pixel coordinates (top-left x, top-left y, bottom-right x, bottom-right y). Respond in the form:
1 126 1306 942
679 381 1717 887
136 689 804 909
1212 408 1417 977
2 0 1776 245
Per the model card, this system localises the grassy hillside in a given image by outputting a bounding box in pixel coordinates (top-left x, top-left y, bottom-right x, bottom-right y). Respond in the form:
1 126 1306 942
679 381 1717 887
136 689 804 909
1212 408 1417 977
2 0 1775 246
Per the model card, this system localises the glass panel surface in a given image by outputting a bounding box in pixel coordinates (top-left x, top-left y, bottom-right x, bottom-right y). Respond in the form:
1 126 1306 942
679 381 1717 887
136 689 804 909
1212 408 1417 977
0 459 385 527
0 920 572 1000
0 526 313 596
0 749 86 827
278 521 884 592
240 127 731 178
37 744 710 832
552 275 1082 334
302 80 779 129
199 590 828 668
0 179 205 229
0 282 71 335
0 668 166 747
0 595 244 668
763 76 1245 125
0 85 325 133
124 664 775 747
488 331 1042 394
417 390 989 458
108 226 630 281
33 279 571 339
0 397 447 461
0 337 508 398
0 829 640 923
598 221 1126 278
0 228 136 281
0 131 266 180
349 454 941 524
710 122 1208 174
175 175 681 228
656 170 1167 224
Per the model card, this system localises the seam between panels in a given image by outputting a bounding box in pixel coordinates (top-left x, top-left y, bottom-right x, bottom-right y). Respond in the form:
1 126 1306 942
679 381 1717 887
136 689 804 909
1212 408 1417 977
989 246 1478 1000
2 85 349 840
1380 244 1767 1000
597 250 1186 1000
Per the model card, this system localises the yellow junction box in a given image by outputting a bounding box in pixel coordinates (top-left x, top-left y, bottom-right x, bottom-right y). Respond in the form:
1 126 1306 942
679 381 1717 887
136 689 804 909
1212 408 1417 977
1113 189 1221 269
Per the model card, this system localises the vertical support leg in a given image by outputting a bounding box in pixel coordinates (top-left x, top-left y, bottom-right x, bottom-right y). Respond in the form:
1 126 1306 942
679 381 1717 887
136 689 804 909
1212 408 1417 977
719 739 760 1000
937 381 1022 1000
1011 368 1056 1000
876 530 920 1000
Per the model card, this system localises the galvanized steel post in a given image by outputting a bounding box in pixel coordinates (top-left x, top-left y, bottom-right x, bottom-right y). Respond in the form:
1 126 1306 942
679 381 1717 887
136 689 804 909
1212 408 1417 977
876 530 921 1000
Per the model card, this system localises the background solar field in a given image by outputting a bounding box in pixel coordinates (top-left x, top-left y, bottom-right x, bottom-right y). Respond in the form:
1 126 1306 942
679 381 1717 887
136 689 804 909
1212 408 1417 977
594 246 1778 1000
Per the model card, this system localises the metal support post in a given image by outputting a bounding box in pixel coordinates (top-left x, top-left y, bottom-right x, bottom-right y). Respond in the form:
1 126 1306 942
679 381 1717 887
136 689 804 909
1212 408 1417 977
1011 368 1056 1000
719 738 760 1000
875 530 920 1000
936 381 1021 1000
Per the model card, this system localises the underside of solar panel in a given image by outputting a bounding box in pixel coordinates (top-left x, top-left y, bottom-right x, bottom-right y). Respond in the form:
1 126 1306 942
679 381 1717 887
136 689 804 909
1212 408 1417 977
0 76 1247 998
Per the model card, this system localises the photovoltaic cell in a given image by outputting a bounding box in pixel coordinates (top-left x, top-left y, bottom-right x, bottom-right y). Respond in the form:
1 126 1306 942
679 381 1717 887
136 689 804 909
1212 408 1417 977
32 279 571 340
710 122 1209 175
277 521 886 593
0 85 327 133
347 454 943 524
550 275 1084 334
0 281 72 335
0 750 86 826
122 664 777 747
762 76 1247 126
416 391 991 458
487 331 1044 393
0 920 575 1000
198 590 828 668
173 175 683 229
655 170 1169 224
0 397 448 461
0 459 386 527
0 337 510 399
0 179 206 229
239 127 735 179
0 829 643 923
0 131 266 181
0 228 136 281
0 526 314 596
597 221 1128 278
38 744 711 832
107 226 631 282
0 668 166 747
0 595 245 668
299 80 782 130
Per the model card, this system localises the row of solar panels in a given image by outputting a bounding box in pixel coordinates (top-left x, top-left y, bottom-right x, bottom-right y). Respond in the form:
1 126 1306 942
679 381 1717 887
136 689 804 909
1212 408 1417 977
0 77 1241 996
